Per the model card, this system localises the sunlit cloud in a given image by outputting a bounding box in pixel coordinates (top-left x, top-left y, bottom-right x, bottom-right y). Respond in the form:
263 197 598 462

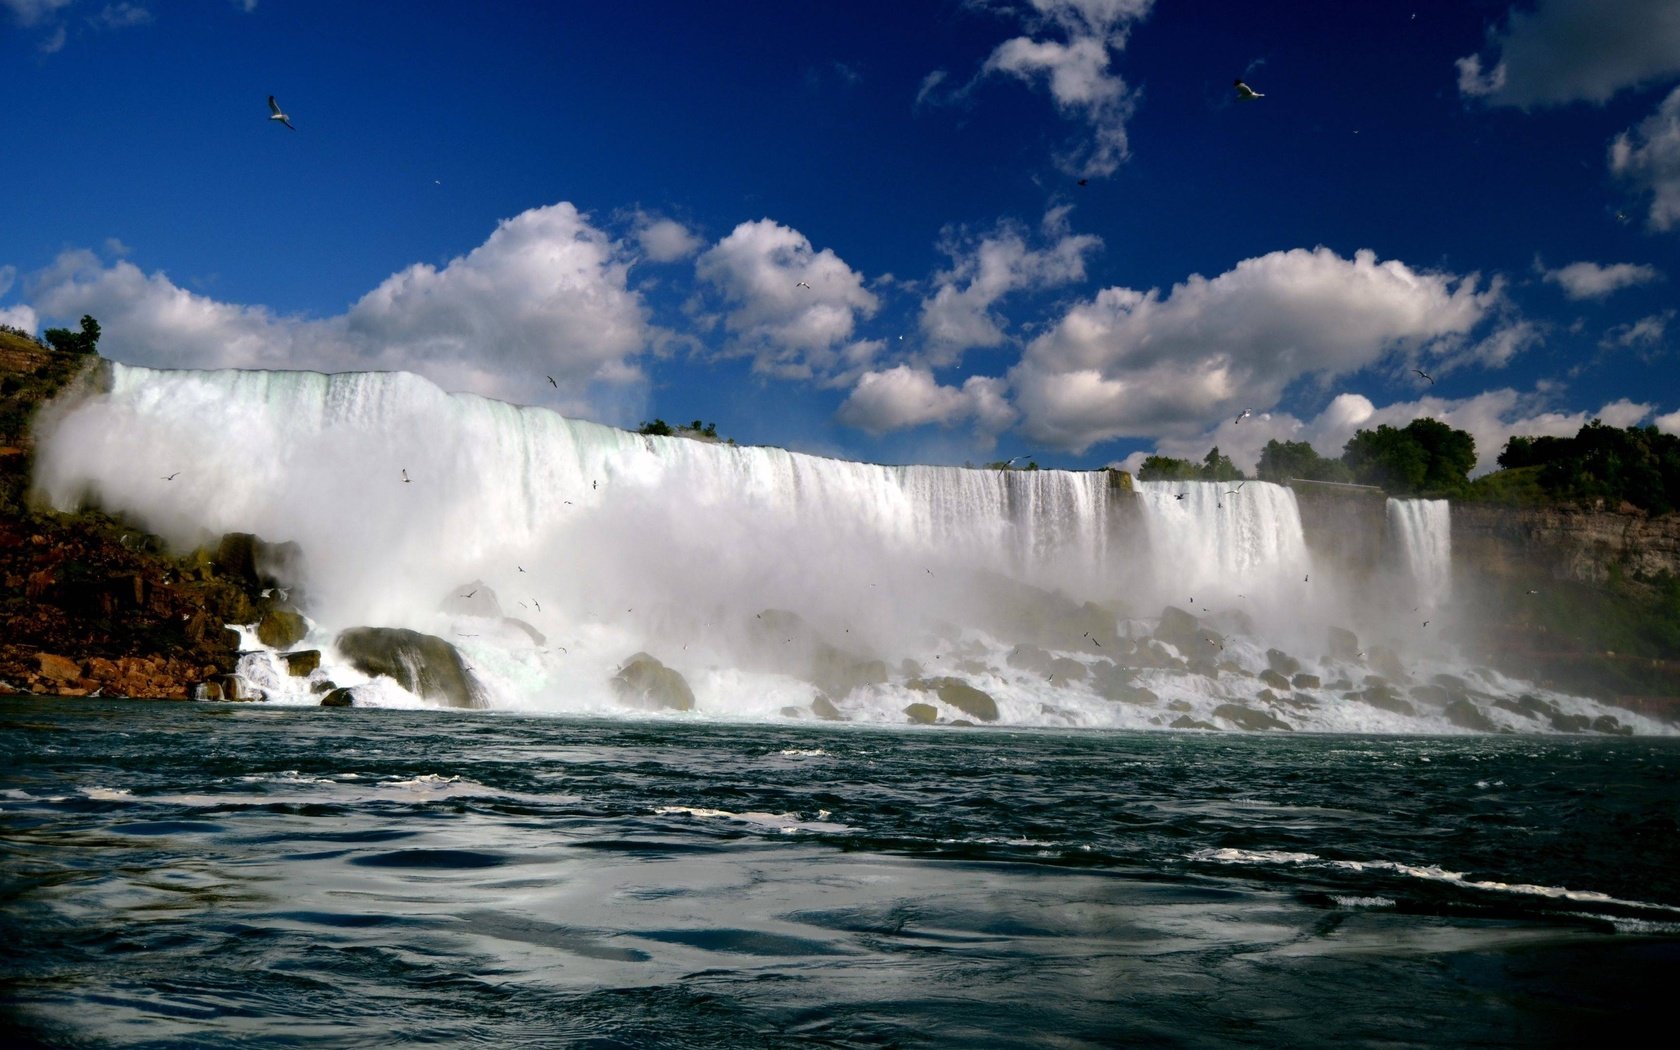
1456 0 1680 107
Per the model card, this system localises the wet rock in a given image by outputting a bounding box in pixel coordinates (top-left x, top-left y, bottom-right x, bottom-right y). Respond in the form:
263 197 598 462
780 705 805 718
1265 649 1301 677
1326 625 1361 661
1167 699 1193 712
1170 715 1218 730
336 626 485 709
1591 714 1633 736
257 608 308 649
310 679 337 694
1259 669 1291 691
1444 698 1500 732
751 608 887 698
1215 703 1294 731
1549 711 1591 733
441 581 503 618
610 652 694 712
1154 606 1202 654
1367 646 1407 683
207 672 259 701
1409 684 1452 708
1007 644 1055 674
320 687 357 707
1347 684 1415 716
36 652 80 683
1493 696 1537 720
811 695 843 721
1291 673 1321 690
280 649 320 677
908 676 999 722
904 702 938 725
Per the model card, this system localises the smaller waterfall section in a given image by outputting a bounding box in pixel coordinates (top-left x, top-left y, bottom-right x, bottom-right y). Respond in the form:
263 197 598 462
1132 481 1313 606
1387 498 1452 617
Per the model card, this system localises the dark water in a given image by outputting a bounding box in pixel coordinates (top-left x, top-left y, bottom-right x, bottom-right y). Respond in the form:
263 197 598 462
3 698 1679 1048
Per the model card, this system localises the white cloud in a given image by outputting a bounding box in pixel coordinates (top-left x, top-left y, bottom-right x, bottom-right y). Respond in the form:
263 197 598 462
1611 86 1680 232
1656 408 1680 435
37 22 64 51
918 215 1101 366
22 202 661 410
1134 389 1657 478
693 219 878 381
1456 0 1680 107
1008 247 1505 453
1543 260 1661 298
836 365 1015 438
0 304 38 332
972 0 1154 177
1601 311 1672 350
1 0 74 24
630 213 701 263
91 2 149 29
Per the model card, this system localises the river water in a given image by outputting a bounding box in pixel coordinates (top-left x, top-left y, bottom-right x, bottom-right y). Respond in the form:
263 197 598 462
4 697 1679 1048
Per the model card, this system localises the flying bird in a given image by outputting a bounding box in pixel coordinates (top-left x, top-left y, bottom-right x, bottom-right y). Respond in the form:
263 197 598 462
1225 482 1246 496
1234 79 1264 102
463 589 477 598
267 95 295 130
162 472 180 481
1003 452 1038 467
546 375 557 388
1174 492 1187 501
1235 408 1252 423
1077 178 1088 187
401 469 411 483
796 281 811 289
1412 368 1434 384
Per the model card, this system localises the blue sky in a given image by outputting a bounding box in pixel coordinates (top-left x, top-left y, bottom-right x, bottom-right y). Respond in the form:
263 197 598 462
3 0 1678 474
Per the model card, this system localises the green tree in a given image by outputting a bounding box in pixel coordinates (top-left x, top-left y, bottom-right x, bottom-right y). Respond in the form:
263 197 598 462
1198 446 1245 482
636 418 674 436
1257 439 1351 483
1342 418 1475 495
1137 455 1198 481
43 314 101 355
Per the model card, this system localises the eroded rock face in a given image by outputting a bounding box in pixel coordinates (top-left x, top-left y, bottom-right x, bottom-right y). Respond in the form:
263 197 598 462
611 652 694 712
335 626 485 709
258 608 308 650
1214 703 1293 731
904 702 938 724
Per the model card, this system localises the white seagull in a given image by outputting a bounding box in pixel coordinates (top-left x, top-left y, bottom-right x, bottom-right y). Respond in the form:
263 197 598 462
1235 408 1252 423
795 281 811 289
1234 78 1264 102
268 95 296 130
1412 368 1434 385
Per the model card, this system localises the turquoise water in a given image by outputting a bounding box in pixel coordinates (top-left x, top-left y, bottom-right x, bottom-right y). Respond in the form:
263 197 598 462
4 698 1679 1047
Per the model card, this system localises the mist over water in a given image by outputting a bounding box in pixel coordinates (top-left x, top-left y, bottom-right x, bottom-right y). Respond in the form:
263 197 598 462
30 363 1669 734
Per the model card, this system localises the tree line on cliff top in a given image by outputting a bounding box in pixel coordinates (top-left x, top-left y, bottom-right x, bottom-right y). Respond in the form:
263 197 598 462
1138 416 1680 514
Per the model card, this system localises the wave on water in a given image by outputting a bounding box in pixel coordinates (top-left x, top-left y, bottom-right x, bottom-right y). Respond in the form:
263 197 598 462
30 363 1670 735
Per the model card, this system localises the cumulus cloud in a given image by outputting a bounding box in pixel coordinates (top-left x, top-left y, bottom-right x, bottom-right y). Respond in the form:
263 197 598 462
1008 247 1505 453
0 304 38 332
628 212 701 263
21 202 661 410
693 219 878 382
1601 311 1672 351
1134 389 1657 477
836 365 1015 438
918 214 1101 366
972 0 1154 177
1657 408 1680 435
1456 0 1680 107
1611 86 1680 231
1542 259 1661 298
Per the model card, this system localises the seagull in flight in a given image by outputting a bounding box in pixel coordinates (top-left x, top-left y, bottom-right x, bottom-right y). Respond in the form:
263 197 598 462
546 375 557 388
162 472 180 481
1003 452 1038 467
401 469 411 484
1174 492 1187 500
1235 408 1252 423
267 95 296 130
1412 368 1434 384
1225 482 1245 496
796 280 811 289
1234 78 1264 102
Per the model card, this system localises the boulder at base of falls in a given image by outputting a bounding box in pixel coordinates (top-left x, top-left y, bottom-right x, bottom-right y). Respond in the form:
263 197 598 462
1214 703 1294 731
258 608 309 650
1443 697 1500 732
336 627 486 709
1291 673 1321 690
903 702 939 725
907 676 999 722
1259 668 1291 691
811 695 843 721
1154 606 1202 654
1170 715 1218 730
1265 649 1301 677
1325 626 1360 662
611 652 695 712
320 687 358 707
441 581 503 619
280 649 320 677
1346 683 1415 717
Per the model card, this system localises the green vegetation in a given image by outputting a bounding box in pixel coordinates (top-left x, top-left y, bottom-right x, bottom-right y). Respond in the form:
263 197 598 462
1485 420 1680 515
1137 446 1245 482
1342 418 1476 496
637 418 723 441
1256 439 1352 484
42 315 100 356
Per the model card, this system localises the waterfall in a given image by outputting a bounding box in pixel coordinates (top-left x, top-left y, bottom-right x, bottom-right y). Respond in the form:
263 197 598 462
1131 480 1314 608
1387 498 1452 616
